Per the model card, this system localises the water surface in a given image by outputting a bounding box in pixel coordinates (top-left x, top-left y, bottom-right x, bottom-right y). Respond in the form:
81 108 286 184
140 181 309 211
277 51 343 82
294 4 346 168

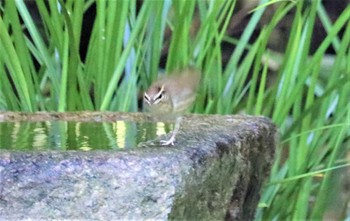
0 121 173 151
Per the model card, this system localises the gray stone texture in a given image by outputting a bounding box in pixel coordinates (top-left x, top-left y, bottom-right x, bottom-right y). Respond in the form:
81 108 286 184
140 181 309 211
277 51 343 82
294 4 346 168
0 112 277 220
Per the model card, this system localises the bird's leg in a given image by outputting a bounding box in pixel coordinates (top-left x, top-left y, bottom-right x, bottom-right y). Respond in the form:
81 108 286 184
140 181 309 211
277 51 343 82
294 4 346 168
160 116 182 146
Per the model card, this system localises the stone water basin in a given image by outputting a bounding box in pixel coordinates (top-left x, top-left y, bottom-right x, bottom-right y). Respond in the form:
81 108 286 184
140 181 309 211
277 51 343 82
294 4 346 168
0 112 276 220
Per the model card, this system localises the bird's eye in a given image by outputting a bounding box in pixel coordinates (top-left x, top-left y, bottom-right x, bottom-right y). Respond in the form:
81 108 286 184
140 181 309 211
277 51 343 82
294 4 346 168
144 94 150 103
153 91 165 104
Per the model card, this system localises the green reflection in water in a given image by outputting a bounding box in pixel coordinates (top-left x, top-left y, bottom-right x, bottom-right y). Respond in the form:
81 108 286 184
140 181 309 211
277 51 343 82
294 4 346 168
0 121 173 151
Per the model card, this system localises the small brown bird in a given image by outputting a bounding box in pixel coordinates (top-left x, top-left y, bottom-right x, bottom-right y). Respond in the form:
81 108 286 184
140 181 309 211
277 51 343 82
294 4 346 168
144 67 201 145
